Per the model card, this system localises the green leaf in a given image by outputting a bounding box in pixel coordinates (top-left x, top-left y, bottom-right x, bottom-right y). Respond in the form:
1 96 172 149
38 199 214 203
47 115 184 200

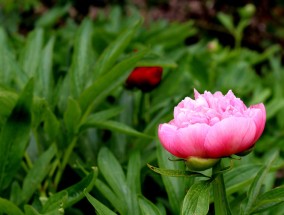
244 151 278 215
37 36 55 101
79 49 148 114
44 107 60 141
10 181 22 205
32 97 48 128
127 151 141 195
137 58 177 68
41 191 68 213
266 99 284 119
249 186 284 214
188 55 209 87
81 120 152 138
181 181 211 215
97 147 127 198
70 19 94 97
93 19 142 79
252 45 280 65
20 28 44 80
0 27 20 85
64 98 82 136
156 143 190 214
94 179 126 214
35 5 70 28
217 12 235 33
0 198 24 215
24 205 41 215
25 204 64 215
138 196 162 215
0 79 33 191
147 163 209 178
84 191 117 215
127 151 141 215
0 90 17 126
83 107 123 122
42 168 98 212
249 88 271 105
21 144 57 204
146 21 196 49
224 164 261 195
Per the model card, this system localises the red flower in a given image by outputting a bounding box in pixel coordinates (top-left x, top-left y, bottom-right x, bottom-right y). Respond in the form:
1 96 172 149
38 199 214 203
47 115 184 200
125 67 163 92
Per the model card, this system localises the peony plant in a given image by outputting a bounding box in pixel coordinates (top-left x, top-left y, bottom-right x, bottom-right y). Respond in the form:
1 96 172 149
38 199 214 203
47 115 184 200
151 89 267 215
158 89 266 170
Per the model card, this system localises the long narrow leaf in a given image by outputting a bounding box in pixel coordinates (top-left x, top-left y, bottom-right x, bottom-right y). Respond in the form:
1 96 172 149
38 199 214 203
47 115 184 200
79 49 148 114
147 163 209 178
0 80 33 191
244 150 278 214
21 144 57 204
94 179 126 214
84 191 117 215
249 186 284 214
224 164 261 195
42 168 98 212
138 196 162 215
0 198 24 215
97 147 128 198
0 90 17 126
127 151 142 194
93 18 142 79
37 36 55 101
0 28 20 85
80 120 152 138
83 107 123 122
64 98 82 136
20 28 44 79
127 151 141 215
24 205 64 215
156 143 190 214
70 19 94 97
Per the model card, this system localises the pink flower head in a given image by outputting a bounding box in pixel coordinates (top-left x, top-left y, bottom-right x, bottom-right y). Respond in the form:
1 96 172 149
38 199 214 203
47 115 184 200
158 89 266 159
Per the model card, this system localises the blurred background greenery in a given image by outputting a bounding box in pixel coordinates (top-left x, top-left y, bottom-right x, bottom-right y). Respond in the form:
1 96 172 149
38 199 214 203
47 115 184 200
1 0 284 214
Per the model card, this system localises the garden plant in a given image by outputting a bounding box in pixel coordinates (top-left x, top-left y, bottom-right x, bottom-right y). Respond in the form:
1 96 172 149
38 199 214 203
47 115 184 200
1 1 284 214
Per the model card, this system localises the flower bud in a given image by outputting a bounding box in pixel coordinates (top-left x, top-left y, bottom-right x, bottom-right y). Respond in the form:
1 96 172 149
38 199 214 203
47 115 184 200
158 89 266 159
125 67 163 92
239 4 256 19
207 40 220 52
185 157 220 171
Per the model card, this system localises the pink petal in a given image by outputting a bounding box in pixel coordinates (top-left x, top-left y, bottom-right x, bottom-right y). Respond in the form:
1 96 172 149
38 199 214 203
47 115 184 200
158 123 211 158
158 124 181 157
174 123 210 158
249 103 266 143
204 117 256 158
194 89 201 99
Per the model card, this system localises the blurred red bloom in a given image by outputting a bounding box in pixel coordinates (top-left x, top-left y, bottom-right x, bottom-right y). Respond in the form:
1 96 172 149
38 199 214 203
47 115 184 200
125 66 163 92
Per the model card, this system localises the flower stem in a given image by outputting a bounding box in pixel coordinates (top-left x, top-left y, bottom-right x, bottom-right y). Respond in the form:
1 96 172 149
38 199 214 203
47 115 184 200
212 160 232 215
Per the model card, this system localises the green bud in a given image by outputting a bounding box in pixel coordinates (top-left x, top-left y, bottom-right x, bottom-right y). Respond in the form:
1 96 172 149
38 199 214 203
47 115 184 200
185 157 220 171
207 40 220 52
239 4 256 19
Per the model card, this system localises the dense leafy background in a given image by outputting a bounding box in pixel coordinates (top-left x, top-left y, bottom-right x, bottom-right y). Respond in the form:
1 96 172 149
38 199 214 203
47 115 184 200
1 1 284 214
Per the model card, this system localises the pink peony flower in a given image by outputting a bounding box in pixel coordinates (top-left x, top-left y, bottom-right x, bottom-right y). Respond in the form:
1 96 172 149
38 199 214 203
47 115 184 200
158 89 266 159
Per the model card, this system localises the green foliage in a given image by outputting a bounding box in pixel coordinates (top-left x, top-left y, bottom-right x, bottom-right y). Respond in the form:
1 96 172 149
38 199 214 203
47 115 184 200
181 181 211 215
0 3 284 214
0 80 33 191
84 191 117 215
